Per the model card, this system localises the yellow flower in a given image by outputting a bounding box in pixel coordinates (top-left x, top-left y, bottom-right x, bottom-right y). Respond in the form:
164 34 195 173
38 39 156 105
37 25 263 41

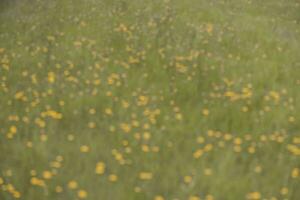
189 196 200 200
143 132 151 140
40 134 48 142
74 41 82 48
287 144 300 156
254 166 262 173
280 187 288 195
30 177 45 187
234 145 242 153
175 113 183 121
14 91 25 100
77 190 88 199
80 145 90 153
120 123 131 133
206 23 213 33
193 149 203 158
206 194 214 200
10 126 17 134
56 155 63 161
88 122 96 129
204 144 213 152
142 145 150 152
154 195 164 200
248 146 256 154
26 141 33 148
291 168 299 178
134 186 141 193
233 138 242 145
89 108 96 114
47 36 55 41
59 100 65 106
293 137 300 144
35 118 46 128
68 180 78 189
50 161 61 168
108 174 118 182
47 72 56 83
7 125 18 139
55 186 63 193
95 162 106 175
288 116 295 123
13 191 21 198
105 108 113 115
242 106 249 112
42 171 53 179
139 172 153 180
122 100 130 108
44 110 62 119
151 146 160 152
202 109 210 116
196 136 205 144
184 175 192 183
224 133 232 141
137 95 149 106
67 134 75 141
175 62 187 73
204 168 212 176
246 192 261 199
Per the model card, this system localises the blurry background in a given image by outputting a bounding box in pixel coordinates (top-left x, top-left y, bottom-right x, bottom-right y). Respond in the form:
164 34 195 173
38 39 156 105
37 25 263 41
0 0 300 199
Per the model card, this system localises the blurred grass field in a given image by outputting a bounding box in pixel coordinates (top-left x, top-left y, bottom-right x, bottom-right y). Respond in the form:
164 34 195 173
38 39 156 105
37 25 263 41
0 0 300 199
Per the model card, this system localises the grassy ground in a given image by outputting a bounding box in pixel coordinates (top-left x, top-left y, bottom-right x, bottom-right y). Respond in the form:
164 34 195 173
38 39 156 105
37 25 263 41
0 0 300 199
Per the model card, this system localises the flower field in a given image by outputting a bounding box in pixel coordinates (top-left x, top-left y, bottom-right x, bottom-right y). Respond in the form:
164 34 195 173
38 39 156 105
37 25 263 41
0 0 300 199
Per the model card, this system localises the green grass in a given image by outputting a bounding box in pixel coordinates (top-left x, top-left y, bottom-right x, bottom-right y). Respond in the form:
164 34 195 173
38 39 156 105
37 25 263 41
0 0 300 199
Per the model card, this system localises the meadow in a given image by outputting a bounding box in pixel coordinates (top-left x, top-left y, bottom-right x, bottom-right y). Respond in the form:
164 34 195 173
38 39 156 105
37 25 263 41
0 0 300 199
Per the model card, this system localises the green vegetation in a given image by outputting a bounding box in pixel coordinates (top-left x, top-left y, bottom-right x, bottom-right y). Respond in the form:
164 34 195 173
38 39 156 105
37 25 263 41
0 0 299 199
